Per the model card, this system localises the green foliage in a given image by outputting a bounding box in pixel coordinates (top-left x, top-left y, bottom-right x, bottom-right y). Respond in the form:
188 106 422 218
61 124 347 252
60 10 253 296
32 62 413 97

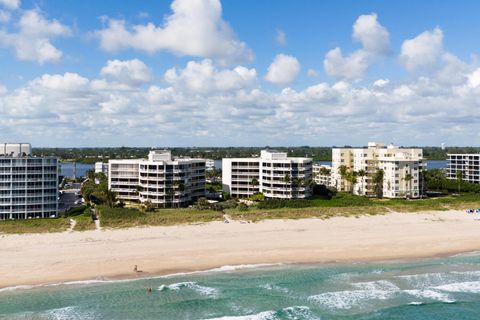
206 182 222 192
248 192 265 201
0 218 70 234
65 205 87 217
222 192 231 200
425 169 480 193
212 199 237 210
98 205 223 228
237 203 249 211
312 184 336 199
195 197 212 210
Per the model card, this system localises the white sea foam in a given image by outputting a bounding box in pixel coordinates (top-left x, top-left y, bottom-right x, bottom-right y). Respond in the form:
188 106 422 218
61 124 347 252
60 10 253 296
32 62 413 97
404 289 455 303
203 306 318 320
0 263 280 293
408 301 425 306
158 281 219 297
0 284 35 293
435 281 480 293
160 263 282 279
308 287 396 310
352 280 400 291
7 306 94 320
202 310 276 320
281 306 320 320
397 272 453 288
259 283 289 294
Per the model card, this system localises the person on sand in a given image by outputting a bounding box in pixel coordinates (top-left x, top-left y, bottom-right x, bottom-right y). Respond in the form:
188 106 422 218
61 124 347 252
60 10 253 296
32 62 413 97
133 265 138 272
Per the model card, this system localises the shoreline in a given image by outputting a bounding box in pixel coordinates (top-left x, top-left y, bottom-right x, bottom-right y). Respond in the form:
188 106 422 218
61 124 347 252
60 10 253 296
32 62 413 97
2 210 480 289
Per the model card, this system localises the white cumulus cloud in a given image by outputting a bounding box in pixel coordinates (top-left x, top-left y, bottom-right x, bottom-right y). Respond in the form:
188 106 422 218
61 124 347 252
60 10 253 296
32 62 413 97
264 54 300 85
0 0 20 10
101 59 153 86
95 0 253 63
324 13 390 81
276 29 286 46
165 59 257 93
0 9 71 63
400 27 443 72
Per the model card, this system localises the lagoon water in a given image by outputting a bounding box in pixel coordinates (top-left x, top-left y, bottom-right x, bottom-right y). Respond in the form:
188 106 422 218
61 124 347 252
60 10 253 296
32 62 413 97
2 254 480 319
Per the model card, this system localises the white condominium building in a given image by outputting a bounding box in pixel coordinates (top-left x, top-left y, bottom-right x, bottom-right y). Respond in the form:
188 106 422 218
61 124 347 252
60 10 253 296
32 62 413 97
331 142 425 198
313 164 333 187
108 150 206 208
222 150 313 199
94 162 109 176
446 154 480 184
0 143 58 220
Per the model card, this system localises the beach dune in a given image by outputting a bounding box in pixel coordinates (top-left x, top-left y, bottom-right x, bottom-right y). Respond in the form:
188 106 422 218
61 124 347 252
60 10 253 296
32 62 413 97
1 210 480 288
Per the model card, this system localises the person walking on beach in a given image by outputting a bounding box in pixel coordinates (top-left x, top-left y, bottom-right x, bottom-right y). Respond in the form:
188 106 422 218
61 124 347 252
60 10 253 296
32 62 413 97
133 265 138 272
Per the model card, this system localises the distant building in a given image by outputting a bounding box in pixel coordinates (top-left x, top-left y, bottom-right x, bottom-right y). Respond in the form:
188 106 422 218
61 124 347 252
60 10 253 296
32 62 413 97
313 164 333 187
331 142 425 198
0 143 58 220
222 150 313 199
205 159 215 171
446 154 480 184
108 150 206 208
94 162 108 176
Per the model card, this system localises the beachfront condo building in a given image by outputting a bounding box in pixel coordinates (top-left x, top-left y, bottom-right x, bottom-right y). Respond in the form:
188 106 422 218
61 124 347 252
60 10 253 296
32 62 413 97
312 164 333 187
331 142 425 198
446 154 480 184
0 143 59 220
108 150 206 208
94 162 109 176
222 150 313 199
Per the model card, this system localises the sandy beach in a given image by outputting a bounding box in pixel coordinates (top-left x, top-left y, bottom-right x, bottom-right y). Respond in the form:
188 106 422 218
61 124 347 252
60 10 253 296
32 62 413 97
2 210 480 289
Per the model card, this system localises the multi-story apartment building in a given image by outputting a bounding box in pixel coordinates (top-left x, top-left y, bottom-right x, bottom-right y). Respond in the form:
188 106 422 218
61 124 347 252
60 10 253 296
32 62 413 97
331 142 425 198
0 143 58 220
222 150 313 199
94 162 109 176
108 150 206 208
312 164 333 187
446 154 480 184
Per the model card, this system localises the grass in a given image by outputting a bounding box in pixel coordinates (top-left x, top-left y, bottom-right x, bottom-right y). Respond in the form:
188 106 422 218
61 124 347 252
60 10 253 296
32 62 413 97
227 205 387 222
98 205 224 229
72 207 96 231
0 217 70 234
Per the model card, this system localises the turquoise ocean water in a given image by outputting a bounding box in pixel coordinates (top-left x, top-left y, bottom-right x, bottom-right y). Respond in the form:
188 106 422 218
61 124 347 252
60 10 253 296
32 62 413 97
2 254 480 319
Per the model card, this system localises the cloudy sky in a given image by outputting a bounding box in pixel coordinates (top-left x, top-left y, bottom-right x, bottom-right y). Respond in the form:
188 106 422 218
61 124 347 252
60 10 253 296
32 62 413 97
1 0 479 147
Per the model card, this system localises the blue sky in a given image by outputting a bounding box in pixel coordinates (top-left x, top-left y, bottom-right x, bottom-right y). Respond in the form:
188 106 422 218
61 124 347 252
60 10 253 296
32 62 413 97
1 0 480 147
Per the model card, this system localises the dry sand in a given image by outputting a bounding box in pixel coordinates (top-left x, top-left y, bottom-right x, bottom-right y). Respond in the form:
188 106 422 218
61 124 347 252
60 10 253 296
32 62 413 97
2 210 480 288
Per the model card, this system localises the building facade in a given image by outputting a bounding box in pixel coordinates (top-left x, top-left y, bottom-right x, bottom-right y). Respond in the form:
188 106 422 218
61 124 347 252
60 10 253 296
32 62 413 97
108 151 206 208
94 162 109 176
331 142 425 198
313 164 333 187
222 150 313 199
0 143 58 220
446 154 480 184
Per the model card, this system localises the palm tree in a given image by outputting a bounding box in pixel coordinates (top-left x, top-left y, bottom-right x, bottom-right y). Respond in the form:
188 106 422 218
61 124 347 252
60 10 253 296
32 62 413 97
373 169 384 198
456 170 463 194
250 177 259 194
357 169 366 195
105 190 117 208
403 173 413 198
283 173 291 197
345 171 358 194
338 165 349 191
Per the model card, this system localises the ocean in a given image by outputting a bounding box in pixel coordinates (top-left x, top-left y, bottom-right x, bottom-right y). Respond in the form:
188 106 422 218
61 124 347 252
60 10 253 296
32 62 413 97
2 254 480 319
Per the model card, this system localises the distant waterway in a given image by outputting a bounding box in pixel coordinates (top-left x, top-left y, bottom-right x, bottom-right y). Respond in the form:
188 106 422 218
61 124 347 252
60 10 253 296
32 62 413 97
60 163 94 178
